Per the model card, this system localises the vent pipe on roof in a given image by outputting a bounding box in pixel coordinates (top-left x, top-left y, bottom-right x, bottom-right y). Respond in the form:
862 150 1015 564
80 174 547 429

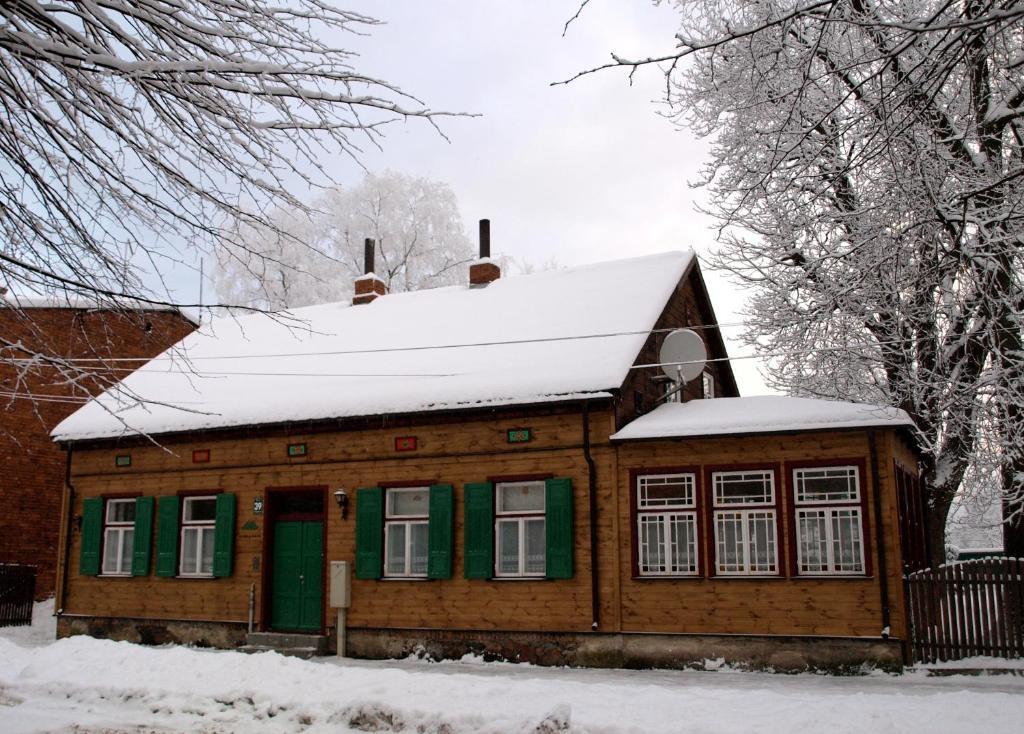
352 237 386 305
469 219 500 286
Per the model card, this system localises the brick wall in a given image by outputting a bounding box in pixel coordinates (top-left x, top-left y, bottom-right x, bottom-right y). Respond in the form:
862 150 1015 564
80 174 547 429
0 307 195 598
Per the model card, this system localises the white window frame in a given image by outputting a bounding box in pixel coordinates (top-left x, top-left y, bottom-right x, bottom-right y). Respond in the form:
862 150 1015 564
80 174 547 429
179 495 217 578
636 473 699 576
495 481 546 578
702 371 715 399
711 470 779 576
101 498 135 576
384 487 430 578
794 466 866 576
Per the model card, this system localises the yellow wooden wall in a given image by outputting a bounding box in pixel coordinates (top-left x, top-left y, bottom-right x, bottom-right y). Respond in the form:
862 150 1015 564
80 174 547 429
60 408 911 641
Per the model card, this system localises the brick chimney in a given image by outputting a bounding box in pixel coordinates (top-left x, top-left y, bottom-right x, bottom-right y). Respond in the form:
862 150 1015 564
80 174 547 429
352 238 387 305
469 219 500 286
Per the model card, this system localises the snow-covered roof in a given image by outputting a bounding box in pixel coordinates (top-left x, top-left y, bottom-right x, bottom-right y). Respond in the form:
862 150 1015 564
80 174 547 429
611 396 915 441
53 251 695 442
3 293 199 324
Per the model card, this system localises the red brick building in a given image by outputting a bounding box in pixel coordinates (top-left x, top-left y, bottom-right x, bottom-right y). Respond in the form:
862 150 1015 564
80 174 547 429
0 298 195 598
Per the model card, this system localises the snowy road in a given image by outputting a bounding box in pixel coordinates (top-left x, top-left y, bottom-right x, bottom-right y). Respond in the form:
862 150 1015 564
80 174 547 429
3 607 1024 733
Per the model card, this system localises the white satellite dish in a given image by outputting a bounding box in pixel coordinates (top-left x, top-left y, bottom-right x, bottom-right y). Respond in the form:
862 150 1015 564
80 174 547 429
659 329 707 383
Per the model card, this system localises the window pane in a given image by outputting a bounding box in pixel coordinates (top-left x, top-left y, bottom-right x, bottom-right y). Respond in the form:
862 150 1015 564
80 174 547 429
497 520 520 574
498 482 545 513
638 515 665 573
410 522 429 575
107 499 136 523
524 518 546 575
389 489 429 517
747 512 776 572
668 514 697 574
102 528 120 573
832 509 863 572
798 510 829 573
120 528 134 573
386 523 407 575
638 474 694 509
714 472 773 505
716 512 744 573
184 497 217 522
796 468 859 503
181 527 199 574
199 527 215 574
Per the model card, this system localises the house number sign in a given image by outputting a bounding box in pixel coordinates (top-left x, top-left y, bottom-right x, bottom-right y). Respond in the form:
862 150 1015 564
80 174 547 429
253 496 264 514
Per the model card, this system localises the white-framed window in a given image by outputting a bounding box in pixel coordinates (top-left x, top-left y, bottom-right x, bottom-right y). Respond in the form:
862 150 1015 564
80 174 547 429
180 496 217 577
384 487 429 577
712 470 779 575
636 473 699 576
101 498 135 575
794 466 866 575
495 481 546 577
702 371 715 399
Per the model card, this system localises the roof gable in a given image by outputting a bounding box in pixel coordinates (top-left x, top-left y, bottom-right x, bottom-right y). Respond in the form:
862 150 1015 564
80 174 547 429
53 251 695 441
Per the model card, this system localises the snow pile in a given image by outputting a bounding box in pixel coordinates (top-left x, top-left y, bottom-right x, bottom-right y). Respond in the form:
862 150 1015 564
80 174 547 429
612 395 914 440
2 633 1024 733
53 251 694 441
0 598 55 648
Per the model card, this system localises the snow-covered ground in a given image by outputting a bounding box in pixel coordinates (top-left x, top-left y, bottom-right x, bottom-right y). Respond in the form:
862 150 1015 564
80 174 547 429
3 604 1024 733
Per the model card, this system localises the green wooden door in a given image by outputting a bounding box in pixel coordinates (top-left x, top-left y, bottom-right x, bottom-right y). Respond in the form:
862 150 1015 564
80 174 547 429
270 521 324 631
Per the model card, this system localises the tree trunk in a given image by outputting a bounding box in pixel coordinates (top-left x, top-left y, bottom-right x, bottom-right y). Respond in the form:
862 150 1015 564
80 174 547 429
925 500 952 569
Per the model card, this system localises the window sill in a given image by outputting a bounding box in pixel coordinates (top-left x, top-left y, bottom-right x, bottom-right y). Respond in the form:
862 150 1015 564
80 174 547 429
796 573 874 580
381 576 431 582
633 575 703 581
176 574 215 580
98 573 132 578
492 575 549 581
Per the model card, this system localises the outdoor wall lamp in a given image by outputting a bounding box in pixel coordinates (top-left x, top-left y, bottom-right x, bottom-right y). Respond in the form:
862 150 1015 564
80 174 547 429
334 488 349 520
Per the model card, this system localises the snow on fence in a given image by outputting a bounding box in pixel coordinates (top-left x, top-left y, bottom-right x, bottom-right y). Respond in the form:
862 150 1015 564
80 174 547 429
906 558 1024 663
0 564 36 628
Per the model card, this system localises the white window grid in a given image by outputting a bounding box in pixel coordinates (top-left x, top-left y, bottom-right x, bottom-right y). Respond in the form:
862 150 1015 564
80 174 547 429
638 512 699 576
794 466 860 504
179 495 216 577
713 509 778 575
101 498 135 576
794 466 865 575
384 487 429 578
637 473 695 510
495 481 546 577
702 371 715 399
712 470 775 506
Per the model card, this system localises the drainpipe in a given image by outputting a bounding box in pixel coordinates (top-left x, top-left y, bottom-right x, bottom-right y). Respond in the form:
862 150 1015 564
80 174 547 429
868 430 891 638
583 401 599 630
58 446 75 617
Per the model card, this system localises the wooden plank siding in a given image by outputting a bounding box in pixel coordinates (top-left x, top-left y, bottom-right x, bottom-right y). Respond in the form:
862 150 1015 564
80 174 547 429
60 405 913 642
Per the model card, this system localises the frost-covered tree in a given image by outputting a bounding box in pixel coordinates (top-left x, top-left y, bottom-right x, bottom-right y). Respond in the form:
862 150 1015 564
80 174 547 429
215 171 475 309
570 0 1024 562
0 2 451 417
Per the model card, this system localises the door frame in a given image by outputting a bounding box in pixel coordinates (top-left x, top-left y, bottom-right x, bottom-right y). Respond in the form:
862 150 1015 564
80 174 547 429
260 485 328 633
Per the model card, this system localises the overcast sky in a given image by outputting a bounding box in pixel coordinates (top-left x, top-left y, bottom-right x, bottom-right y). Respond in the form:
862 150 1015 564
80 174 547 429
198 1 773 394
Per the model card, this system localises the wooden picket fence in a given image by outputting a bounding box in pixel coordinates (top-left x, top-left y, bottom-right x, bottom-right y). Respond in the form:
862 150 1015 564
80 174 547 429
906 558 1024 663
0 564 36 628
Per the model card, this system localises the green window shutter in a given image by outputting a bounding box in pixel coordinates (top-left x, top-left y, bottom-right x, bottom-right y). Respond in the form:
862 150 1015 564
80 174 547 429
212 493 236 578
79 497 103 576
463 482 494 579
131 496 155 576
355 487 383 580
427 484 454 579
155 496 180 577
545 477 574 579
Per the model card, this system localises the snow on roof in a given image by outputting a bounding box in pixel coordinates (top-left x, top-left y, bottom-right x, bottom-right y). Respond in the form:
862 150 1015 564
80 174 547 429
3 293 199 324
52 251 695 442
611 396 915 441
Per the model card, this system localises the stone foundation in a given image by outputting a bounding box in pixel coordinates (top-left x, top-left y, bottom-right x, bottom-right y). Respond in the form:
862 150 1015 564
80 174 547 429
56 616 904 672
57 615 248 649
347 627 904 673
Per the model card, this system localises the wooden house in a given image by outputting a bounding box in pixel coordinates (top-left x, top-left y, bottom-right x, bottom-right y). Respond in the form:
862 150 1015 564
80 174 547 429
50 240 924 671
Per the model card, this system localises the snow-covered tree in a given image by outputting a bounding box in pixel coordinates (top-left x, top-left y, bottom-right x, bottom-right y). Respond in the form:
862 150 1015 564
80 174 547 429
215 171 475 309
570 0 1024 561
0 2 451 416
